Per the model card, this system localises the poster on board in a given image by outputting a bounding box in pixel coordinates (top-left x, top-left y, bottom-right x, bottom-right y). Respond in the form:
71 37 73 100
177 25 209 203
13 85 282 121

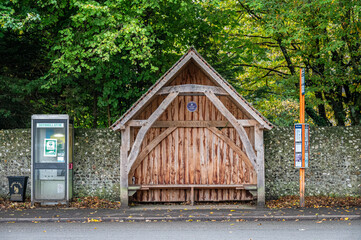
294 124 310 168
44 139 57 157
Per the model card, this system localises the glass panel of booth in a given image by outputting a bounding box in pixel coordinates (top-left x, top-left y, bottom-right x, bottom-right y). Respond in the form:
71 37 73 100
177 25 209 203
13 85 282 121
34 169 65 199
35 123 66 163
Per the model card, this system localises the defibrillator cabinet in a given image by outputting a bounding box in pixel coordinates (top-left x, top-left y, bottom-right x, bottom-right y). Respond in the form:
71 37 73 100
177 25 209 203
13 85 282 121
31 115 73 205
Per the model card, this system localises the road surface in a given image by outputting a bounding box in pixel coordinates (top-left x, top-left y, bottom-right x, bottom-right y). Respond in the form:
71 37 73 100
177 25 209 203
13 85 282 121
1 219 360 240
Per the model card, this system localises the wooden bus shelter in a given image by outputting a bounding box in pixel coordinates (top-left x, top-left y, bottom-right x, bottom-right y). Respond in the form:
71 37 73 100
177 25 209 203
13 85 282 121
111 48 273 207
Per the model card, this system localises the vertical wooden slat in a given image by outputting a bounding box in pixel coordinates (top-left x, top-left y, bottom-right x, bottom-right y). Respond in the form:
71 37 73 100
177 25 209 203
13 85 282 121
195 128 201 185
207 129 213 200
199 128 206 201
185 127 189 185
178 96 184 200
225 129 231 199
213 132 219 201
141 157 147 202
219 132 225 185
219 135 224 201
165 133 170 184
154 128 160 201
164 134 170 201
230 128 237 199
170 130 176 185
189 128 195 184
204 128 210 200
173 96 179 196
236 130 242 199
215 102 222 180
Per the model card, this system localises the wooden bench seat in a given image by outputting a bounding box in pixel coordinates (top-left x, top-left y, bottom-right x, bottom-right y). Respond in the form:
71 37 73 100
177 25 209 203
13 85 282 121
128 184 257 205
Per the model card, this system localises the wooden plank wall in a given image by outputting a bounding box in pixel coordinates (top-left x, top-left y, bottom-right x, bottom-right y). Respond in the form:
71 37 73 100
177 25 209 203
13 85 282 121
167 61 216 86
132 127 256 202
130 62 256 202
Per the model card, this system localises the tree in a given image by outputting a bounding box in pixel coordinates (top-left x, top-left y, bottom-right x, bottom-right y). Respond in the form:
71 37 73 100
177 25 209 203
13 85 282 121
0 0 223 128
214 0 361 126
3 0 359 128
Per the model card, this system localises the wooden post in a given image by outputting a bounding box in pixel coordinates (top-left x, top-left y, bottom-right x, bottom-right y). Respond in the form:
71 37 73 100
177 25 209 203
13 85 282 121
120 127 130 207
190 187 194 206
299 68 305 208
255 125 265 207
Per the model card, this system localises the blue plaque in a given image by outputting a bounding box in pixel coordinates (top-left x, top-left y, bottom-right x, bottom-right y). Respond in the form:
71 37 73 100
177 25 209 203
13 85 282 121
187 101 197 112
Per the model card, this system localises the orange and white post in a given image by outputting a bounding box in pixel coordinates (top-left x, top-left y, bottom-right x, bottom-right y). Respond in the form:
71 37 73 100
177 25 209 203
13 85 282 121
299 68 305 207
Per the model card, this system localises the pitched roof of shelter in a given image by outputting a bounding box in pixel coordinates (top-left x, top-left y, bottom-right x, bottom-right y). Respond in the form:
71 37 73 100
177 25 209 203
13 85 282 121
111 47 273 130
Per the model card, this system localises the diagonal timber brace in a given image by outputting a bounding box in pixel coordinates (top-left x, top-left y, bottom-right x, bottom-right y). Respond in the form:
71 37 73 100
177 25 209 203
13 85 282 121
205 91 258 170
207 127 255 170
128 127 177 175
127 92 179 173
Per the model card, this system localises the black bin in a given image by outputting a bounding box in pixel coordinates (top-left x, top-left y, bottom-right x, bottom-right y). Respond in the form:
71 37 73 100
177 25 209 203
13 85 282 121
7 176 29 202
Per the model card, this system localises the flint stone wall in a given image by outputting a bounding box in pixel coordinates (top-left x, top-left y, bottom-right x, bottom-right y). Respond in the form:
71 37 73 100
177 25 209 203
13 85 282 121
265 126 361 199
0 127 360 200
0 129 121 200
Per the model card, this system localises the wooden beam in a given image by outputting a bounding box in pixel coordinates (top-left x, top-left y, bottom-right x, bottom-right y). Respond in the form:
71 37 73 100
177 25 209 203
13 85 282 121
157 84 228 96
126 120 145 127
127 92 179 173
205 91 258 170
129 127 135 153
255 125 265 207
128 127 177 174
207 127 254 170
120 127 129 207
238 119 258 127
127 120 258 128
130 184 257 189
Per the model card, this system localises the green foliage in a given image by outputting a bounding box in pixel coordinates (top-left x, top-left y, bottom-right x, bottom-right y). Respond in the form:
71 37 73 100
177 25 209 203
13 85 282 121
217 0 361 126
1 0 222 128
1 0 360 128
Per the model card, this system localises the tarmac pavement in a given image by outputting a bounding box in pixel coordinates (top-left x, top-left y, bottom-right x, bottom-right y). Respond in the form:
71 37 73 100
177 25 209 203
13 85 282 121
0 204 360 223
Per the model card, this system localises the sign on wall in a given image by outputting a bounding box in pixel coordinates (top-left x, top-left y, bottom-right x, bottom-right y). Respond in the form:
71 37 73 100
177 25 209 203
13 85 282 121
186 101 197 112
294 123 309 168
44 139 57 157
37 123 64 128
